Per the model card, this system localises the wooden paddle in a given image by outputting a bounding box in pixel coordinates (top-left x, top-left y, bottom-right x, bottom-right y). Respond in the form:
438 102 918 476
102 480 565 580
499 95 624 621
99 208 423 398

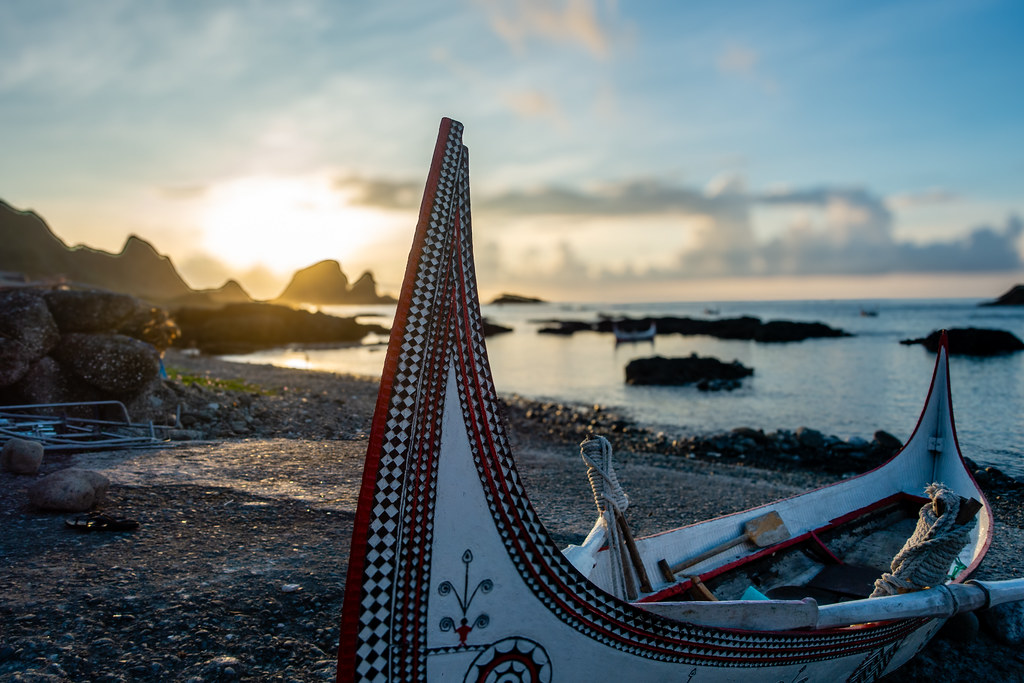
658 511 790 583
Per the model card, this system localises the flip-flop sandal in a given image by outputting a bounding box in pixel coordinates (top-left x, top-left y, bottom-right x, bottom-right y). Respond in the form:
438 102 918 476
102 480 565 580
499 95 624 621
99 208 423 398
65 513 139 532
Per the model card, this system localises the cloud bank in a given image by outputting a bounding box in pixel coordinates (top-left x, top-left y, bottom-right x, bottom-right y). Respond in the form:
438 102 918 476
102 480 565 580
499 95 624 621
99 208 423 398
342 174 1022 286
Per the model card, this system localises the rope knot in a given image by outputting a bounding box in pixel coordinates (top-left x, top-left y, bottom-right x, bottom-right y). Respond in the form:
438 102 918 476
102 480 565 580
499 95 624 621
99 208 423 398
580 435 628 515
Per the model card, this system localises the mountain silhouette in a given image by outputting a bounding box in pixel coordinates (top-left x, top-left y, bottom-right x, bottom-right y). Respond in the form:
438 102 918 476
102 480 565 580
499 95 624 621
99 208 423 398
0 199 393 306
274 260 394 305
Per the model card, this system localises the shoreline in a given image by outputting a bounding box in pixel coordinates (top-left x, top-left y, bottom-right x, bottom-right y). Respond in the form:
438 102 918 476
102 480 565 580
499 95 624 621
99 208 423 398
2 351 1023 680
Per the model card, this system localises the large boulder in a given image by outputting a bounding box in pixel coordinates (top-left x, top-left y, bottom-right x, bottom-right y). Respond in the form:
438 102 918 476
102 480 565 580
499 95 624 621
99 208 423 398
115 303 179 350
44 289 141 334
54 333 160 393
27 468 109 512
900 328 1024 355
0 288 60 359
16 355 100 404
0 338 35 387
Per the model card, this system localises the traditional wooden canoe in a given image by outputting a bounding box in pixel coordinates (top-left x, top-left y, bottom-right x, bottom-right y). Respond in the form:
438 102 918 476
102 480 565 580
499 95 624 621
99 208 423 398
336 118 1024 682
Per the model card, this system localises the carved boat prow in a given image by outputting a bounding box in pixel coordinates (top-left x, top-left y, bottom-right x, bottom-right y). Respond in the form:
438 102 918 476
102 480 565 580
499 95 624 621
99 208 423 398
337 118 1024 682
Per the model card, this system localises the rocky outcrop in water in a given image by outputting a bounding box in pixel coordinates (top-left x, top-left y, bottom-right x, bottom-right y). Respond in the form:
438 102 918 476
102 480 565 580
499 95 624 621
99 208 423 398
172 302 390 354
900 328 1024 355
536 315 850 342
980 285 1024 306
491 293 545 304
625 354 753 390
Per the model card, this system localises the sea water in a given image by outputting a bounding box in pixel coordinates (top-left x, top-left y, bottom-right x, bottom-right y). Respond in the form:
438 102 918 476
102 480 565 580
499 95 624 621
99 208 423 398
222 298 1024 478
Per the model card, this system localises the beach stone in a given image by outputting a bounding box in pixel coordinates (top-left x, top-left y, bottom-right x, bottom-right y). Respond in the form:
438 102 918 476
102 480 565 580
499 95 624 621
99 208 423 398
54 333 160 393
731 427 765 443
795 426 825 449
27 468 109 512
979 601 1024 645
1 438 44 474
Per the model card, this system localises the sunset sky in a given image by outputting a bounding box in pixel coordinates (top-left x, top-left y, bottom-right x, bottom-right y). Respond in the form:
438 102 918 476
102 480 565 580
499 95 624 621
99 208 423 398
1 0 1022 301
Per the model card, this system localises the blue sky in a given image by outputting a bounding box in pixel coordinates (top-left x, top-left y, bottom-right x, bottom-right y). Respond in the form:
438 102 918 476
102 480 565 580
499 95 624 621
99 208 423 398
1 0 1021 300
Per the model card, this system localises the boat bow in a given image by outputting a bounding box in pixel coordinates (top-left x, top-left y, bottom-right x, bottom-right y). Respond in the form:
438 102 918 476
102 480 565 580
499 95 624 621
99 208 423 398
337 119 1009 683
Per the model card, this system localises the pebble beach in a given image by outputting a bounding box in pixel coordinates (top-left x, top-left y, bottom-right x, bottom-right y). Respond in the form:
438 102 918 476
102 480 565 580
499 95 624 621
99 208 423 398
2 350 1024 681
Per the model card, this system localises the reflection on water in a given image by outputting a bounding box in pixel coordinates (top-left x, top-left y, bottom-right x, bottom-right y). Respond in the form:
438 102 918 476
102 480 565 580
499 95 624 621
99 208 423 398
222 299 1024 478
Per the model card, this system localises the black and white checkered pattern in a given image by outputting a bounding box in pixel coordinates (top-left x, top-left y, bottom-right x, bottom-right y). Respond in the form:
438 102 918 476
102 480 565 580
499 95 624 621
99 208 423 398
343 119 931 681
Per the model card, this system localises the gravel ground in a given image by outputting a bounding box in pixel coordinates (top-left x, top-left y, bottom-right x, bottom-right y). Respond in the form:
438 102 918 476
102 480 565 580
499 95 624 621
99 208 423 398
2 351 1023 681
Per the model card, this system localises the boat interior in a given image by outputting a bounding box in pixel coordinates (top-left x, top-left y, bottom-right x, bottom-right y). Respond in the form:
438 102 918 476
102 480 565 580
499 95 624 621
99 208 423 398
640 492 976 606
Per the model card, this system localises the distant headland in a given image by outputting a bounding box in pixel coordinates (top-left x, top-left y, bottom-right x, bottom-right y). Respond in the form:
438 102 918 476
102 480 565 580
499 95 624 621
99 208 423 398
0 199 395 307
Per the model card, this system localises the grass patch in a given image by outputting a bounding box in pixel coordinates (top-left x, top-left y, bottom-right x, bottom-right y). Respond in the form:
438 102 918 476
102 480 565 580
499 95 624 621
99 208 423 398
166 367 275 395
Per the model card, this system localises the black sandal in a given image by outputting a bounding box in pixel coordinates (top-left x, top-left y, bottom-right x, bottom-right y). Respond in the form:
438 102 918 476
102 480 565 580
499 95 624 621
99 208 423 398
65 513 139 532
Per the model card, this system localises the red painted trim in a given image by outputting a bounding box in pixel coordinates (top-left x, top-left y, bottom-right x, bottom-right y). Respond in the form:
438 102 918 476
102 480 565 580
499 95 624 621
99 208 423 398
336 118 455 682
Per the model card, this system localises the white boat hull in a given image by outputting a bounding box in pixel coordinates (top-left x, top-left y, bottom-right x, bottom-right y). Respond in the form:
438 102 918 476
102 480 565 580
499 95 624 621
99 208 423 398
336 118 1003 682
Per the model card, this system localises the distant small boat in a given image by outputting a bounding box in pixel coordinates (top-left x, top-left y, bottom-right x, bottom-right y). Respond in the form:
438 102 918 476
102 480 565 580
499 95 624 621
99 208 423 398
860 308 879 317
336 118 1024 682
613 320 656 344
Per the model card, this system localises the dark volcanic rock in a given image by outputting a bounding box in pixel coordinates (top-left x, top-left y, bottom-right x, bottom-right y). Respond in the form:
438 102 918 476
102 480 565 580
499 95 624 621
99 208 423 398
558 314 850 342
491 293 545 304
172 303 390 354
625 354 754 387
54 333 161 393
44 289 141 333
16 355 97 404
900 328 1024 355
0 288 62 386
980 284 1024 306
538 320 594 335
482 319 513 336
0 288 60 360
0 338 34 386
754 320 850 342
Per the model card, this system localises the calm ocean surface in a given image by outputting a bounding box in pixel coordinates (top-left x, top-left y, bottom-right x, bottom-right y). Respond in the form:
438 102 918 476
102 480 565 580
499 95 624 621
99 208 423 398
223 298 1024 478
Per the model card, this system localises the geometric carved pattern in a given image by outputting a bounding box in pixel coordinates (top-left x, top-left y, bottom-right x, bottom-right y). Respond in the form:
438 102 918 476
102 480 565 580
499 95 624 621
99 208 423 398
335 118 935 682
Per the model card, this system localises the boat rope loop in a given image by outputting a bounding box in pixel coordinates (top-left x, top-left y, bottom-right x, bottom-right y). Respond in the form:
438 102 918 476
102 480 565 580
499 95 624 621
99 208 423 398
580 435 628 515
870 483 976 597
580 435 633 598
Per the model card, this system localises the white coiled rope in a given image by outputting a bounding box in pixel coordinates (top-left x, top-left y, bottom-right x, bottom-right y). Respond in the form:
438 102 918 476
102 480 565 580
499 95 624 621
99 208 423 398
580 435 635 599
871 483 976 597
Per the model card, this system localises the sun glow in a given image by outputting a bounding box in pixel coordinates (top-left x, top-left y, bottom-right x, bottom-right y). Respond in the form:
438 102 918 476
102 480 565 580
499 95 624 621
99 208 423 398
198 174 400 273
